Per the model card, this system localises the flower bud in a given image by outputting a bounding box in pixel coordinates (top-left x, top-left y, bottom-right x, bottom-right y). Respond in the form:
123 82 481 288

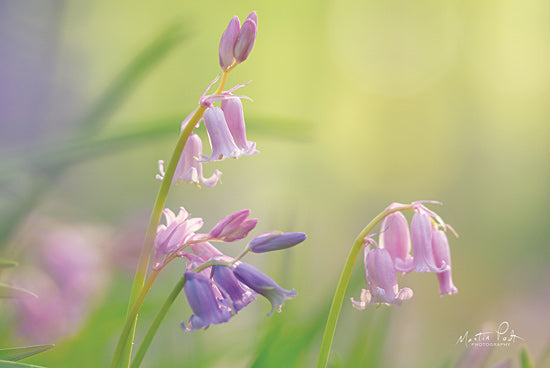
208 209 258 242
233 18 257 63
247 231 306 253
219 16 240 70
379 211 412 267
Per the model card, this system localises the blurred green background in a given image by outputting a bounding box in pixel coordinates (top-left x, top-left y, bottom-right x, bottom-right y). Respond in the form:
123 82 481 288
1 0 549 367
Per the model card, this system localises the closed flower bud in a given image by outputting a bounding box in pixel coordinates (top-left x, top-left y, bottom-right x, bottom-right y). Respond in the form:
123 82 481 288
233 17 257 63
379 210 413 269
208 209 258 242
247 231 306 253
219 16 240 70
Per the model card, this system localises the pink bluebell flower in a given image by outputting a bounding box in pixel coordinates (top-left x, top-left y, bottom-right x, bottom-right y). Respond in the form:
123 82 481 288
232 262 297 315
153 207 203 270
222 98 258 155
432 229 458 295
181 271 233 331
156 134 222 188
208 209 258 242
247 231 307 253
351 243 413 309
199 107 242 162
379 206 413 271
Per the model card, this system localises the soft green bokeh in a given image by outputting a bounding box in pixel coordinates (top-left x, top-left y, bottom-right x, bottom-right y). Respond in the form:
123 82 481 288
1 0 549 367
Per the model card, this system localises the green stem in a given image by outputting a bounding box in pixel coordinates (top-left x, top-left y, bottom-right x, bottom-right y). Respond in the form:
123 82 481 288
130 277 187 368
110 271 159 368
316 204 413 368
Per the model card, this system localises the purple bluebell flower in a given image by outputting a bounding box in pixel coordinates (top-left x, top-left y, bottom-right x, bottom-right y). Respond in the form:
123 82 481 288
432 229 458 295
219 16 240 70
379 206 413 271
234 13 257 63
199 107 242 162
222 98 258 155
208 209 258 242
182 272 233 332
351 245 413 309
211 264 255 312
156 133 222 188
153 207 203 270
247 231 306 253
232 262 297 315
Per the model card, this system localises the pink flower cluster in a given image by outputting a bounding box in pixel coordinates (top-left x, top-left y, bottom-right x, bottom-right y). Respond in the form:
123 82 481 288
351 201 458 310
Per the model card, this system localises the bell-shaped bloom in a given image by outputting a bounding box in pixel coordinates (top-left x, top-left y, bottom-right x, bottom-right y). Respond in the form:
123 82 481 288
153 207 203 270
394 212 448 274
208 209 258 242
188 241 224 262
247 231 306 253
181 272 233 332
234 14 257 63
221 98 258 155
351 247 413 309
232 262 297 316
379 210 413 270
219 16 240 70
156 134 222 187
211 264 255 312
432 229 458 295
199 107 243 162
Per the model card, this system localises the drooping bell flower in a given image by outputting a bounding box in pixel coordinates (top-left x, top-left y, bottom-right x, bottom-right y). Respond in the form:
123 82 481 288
247 231 307 253
208 209 258 242
188 241 224 262
156 134 222 187
199 107 243 162
211 263 255 312
153 207 203 270
394 211 448 274
379 209 413 270
432 229 458 296
351 246 413 309
181 272 233 332
232 262 297 316
221 98 258 156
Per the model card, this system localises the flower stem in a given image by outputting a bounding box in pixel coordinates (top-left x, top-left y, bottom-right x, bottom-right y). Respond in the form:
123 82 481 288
130 276 187 368
110 271 159 368
316 204 413 368
113 69 234 367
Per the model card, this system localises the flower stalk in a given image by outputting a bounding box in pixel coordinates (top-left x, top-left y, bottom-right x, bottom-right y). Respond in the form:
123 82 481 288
316 204 412 368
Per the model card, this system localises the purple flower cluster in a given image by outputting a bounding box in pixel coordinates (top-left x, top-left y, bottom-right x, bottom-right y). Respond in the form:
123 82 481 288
351 201 458 309
152 206 306 331
156 12 259 188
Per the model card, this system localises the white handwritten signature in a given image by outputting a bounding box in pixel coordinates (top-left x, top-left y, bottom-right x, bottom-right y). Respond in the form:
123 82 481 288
456 321 525 347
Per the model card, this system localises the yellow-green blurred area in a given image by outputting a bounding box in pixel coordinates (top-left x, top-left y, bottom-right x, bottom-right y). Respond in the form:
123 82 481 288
1 0 549 367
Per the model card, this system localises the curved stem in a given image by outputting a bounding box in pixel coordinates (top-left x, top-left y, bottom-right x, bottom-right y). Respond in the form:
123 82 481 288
316 204 413 368
130 276 186 368
110 271 159 368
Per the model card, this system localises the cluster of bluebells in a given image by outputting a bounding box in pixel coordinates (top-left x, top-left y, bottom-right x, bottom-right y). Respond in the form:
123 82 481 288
153 207 306 331
351 201 458 310
156 11 259 188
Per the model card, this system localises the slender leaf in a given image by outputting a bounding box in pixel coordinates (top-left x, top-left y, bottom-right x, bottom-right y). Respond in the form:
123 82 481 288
0 259 17 268
0 360 46 368
0 283 38 299
0 345 54 362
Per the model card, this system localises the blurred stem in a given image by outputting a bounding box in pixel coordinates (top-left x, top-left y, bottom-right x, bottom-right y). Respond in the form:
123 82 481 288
130 276 186 368
110 270 159 368
116 68 233 367
316 204 413 368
